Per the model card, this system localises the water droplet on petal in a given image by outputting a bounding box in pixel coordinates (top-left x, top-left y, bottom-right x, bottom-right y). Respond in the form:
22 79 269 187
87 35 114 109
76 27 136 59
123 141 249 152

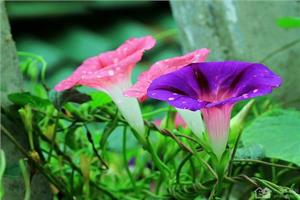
108 70 114 76
168 97 175 101
242 94 248 98
173 93 178 95
253 89 258 93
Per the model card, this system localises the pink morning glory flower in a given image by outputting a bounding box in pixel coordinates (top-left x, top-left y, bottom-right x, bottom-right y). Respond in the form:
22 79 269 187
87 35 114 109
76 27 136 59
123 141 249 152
124 48 210 101
55 36 156 135
147 61 282 159
125 49 210 137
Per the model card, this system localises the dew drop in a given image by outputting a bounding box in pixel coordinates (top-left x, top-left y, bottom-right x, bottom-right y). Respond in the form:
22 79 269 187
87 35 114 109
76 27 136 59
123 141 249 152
242 94 248 98
168 97 175 101
173 93 178 95
253 89 258 93
108 70 114 76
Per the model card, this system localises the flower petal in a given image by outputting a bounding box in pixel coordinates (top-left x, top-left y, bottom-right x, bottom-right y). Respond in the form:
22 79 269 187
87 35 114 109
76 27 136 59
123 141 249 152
54 36 156 92
124 48 210 100
147 67 208 111
148 61 282 110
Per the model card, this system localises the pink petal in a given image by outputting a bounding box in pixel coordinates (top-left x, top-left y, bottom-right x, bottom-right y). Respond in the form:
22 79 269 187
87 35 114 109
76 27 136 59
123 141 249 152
54 36 156 92
174 114 186 128
153 113 186 128
124 48 210 101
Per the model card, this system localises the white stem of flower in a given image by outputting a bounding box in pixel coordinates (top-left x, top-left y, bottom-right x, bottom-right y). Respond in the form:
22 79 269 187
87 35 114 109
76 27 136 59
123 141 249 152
176 108 204 138
107 79 145 135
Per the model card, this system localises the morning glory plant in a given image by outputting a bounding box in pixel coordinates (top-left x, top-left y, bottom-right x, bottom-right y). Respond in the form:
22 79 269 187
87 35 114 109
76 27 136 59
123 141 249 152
147 61 282 159
55 36 156 144
125 49 210 138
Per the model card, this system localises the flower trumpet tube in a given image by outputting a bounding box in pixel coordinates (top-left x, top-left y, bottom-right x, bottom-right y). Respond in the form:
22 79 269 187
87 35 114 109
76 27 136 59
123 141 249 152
124 48 210 137
54 36 156 139
147 61 282 159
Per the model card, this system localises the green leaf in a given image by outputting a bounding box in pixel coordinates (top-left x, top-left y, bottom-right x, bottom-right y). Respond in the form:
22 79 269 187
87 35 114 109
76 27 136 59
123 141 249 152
277 17 300 29
8 92 51 108
235 144 265 160
65 125 81 150
242 109 300 166
89 91 112 108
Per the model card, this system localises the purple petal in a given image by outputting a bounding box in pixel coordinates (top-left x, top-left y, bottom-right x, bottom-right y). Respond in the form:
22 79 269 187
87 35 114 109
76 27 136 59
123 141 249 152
147 61 282 110
147 67 208 111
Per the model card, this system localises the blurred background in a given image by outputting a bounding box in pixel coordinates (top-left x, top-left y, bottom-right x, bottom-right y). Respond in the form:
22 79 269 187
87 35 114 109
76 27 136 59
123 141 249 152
7 1 180 89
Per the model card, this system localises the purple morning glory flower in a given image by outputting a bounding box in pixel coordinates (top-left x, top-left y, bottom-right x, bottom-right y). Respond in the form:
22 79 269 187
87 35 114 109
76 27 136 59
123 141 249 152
147 61 282 159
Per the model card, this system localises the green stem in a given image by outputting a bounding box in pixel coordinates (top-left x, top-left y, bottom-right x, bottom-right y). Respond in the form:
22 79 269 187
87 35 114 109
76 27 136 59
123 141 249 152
47 111 60 163
85 124 108 170
176 153 193 184
228 129 243 176
28 130 34 151
19 159 30 200
259 38 300 63
146 128 171 179
122 126 136 188
253 177 300 199
154 28 178 41
208 183 217 200
189 157 196 182
233 159 299 170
